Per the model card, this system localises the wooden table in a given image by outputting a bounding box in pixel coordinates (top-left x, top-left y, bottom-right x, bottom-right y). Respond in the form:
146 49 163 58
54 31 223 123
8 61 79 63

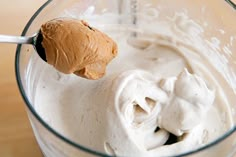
0 1 46 157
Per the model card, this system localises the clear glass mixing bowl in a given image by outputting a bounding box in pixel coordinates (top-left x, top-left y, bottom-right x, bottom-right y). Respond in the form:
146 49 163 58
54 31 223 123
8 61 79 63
15 0 236 156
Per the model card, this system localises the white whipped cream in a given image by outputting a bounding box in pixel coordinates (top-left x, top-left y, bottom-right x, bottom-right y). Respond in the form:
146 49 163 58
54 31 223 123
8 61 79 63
159 69 215 136
30 11 235 157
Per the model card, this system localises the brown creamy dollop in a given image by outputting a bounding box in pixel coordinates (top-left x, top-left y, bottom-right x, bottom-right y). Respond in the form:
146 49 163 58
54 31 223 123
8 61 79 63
40 18 118 80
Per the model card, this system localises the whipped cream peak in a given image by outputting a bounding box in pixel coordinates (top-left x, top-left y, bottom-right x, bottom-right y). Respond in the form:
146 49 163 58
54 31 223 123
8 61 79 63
175 69 215 106
109 68 215 152
158 68 216 136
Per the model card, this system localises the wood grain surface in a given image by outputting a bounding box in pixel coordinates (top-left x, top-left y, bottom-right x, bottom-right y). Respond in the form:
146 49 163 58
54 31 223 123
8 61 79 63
0 1 46 157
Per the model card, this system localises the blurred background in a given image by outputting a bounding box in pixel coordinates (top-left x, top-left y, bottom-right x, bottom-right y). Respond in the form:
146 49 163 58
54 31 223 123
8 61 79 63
0 1 46 157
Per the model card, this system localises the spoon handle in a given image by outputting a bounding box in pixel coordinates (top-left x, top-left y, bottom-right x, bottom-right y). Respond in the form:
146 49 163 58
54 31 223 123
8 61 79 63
0 34 33 44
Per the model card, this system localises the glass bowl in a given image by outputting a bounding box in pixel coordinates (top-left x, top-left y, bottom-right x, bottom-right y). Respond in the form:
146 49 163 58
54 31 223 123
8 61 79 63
15 0 236 156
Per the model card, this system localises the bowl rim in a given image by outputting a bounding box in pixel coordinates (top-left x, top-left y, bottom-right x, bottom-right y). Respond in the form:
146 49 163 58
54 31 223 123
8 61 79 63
15 0 236 156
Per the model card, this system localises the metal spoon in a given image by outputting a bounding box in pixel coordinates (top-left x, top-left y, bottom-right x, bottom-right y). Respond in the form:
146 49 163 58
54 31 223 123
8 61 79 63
0 32 46 61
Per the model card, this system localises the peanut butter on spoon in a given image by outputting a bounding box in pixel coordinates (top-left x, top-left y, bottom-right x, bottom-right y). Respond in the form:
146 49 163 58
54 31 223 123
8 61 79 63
40 18 118 80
